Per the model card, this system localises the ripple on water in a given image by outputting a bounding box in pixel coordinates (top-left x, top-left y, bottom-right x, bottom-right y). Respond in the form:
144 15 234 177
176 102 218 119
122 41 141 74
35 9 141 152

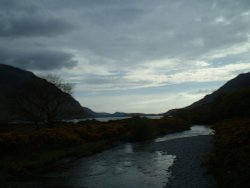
86 160 107 176
123 161 134 167
15 126 214 188
61 143 176 188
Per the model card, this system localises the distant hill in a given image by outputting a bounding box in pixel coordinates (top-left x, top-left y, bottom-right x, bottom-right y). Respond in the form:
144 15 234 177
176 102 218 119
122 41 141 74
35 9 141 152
0 64 86 122
82 107 112 117
166 72 250 123
82 107 161 118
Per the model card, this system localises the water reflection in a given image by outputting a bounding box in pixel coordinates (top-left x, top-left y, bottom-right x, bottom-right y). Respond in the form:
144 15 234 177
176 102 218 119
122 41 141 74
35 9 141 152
125 143 134 153
14 126 212 187
43 143 175 188
65 115 163 123
155 125 214 142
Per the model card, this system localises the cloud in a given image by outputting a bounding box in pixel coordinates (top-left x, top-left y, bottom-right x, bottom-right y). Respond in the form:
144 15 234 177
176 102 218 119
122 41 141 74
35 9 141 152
0 0 73 38
0 16 73 38
60 0 250 64
76 89 207 113
0 48 77 70
1 0 250 113
191 89 215 95
65 61 250 93
166 63 250 84
1 0 250 68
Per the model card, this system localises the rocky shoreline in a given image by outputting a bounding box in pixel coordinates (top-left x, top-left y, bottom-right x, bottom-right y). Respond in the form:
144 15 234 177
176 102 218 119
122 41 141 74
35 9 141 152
155 135 215 188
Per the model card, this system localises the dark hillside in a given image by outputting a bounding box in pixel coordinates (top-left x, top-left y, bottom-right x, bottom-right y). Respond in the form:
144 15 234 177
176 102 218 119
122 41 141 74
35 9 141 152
0 64 86 122
187 72 250 109
166 72 250 123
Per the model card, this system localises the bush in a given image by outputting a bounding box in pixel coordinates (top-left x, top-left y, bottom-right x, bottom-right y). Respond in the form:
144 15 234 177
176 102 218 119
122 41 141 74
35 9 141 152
125 117 157 141
0 132 29 154
208 119 250 188
157 116 190 133
30 128 83 149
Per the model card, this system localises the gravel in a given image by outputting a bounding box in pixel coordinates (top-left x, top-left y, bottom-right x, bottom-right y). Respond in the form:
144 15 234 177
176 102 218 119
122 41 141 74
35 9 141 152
150 135 215 188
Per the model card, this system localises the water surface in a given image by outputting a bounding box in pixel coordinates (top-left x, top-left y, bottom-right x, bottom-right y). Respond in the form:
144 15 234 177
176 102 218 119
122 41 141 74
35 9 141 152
66 115 163 123
42 143 176 188
155 125 214 142
11 125 214 188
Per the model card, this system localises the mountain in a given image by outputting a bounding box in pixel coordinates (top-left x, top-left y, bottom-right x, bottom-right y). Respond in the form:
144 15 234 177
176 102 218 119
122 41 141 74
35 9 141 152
187 72 250 109
82 107 161 118
167 72 250 123
0 64 86 122
82 107 112 117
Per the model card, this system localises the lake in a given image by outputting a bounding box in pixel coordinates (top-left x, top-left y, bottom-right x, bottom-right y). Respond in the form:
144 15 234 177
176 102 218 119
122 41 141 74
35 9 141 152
66 115 163 123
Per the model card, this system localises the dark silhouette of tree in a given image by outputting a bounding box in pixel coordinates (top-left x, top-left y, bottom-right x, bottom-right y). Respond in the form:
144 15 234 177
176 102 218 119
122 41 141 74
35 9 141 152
42 74 73 95
10 75 73 127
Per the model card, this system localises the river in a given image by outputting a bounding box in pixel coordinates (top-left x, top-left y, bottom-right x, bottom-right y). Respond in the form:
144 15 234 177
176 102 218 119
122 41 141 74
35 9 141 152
8 125 214 188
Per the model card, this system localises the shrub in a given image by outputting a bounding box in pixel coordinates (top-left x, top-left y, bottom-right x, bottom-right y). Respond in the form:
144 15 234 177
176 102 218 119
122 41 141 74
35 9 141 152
125 117 157 141
208 119 250 188
157 117 190 133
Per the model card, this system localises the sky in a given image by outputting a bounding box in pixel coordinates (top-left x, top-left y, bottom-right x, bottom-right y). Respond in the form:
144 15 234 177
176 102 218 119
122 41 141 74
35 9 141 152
1 0 250 113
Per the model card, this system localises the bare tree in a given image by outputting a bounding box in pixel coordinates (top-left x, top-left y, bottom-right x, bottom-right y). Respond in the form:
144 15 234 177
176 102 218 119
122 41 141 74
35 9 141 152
10 75 74 127
42 74 73 95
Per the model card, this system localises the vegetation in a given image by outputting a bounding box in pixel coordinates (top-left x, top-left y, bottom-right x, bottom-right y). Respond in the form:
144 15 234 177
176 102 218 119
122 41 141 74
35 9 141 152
0 116 190 181
9 75 74 127
207 119 250 188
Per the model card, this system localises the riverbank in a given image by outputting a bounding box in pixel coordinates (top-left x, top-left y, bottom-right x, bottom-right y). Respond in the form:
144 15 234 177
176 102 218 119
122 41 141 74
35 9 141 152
0 116 190 182
157 136 215 188
2 128 215 188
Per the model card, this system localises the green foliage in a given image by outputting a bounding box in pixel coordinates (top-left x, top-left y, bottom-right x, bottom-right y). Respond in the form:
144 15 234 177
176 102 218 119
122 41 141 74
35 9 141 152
208 119 250 188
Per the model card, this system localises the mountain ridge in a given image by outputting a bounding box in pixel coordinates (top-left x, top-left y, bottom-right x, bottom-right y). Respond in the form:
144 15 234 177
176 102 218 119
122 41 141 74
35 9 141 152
186 72 250 110
166 72 250 123
0 64 86 122
82 106 161 118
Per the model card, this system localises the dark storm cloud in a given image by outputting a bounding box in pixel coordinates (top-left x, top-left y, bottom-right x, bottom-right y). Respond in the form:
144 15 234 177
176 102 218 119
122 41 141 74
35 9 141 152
0 48 77 70
1 0 250 78
0 16 73 37
0 0 76 71
41 0 250 66
0 0 73 38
